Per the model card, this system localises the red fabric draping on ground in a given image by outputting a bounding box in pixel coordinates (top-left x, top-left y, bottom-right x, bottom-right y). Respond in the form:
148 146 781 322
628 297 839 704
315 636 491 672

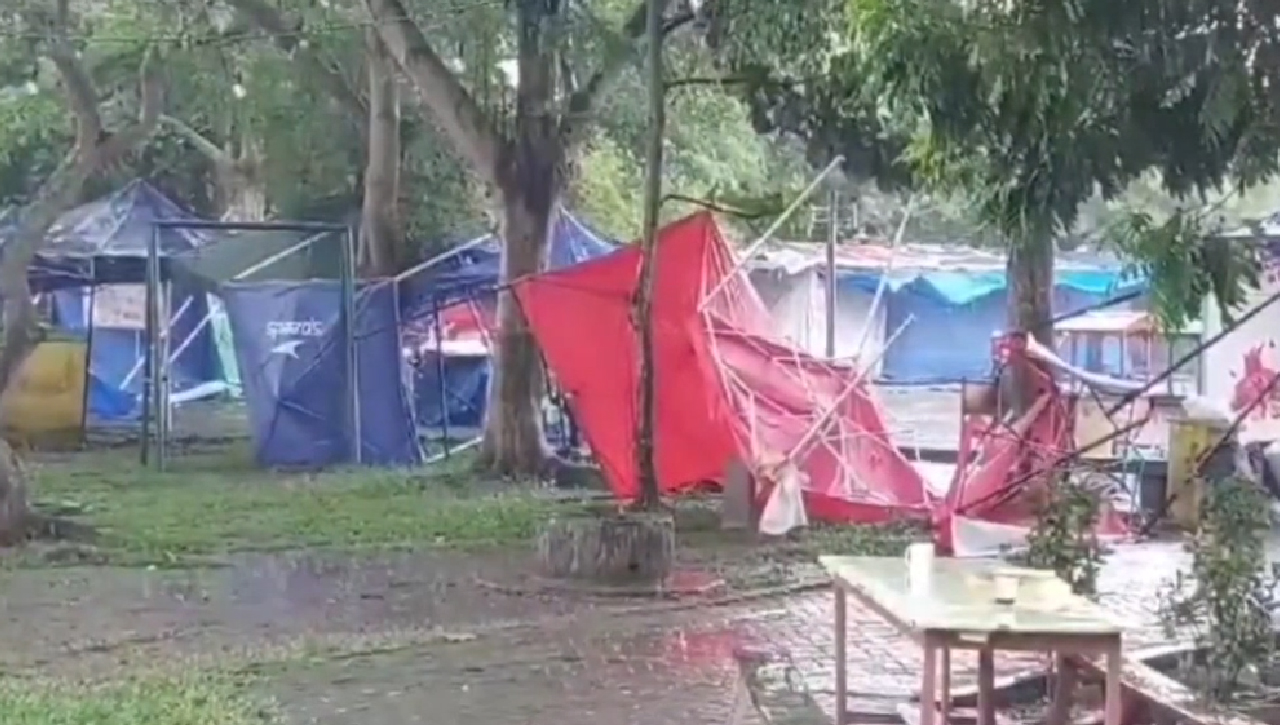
512 212 769 498
693 314 931 522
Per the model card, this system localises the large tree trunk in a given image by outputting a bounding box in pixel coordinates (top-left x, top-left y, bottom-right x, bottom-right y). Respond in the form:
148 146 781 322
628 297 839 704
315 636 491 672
163 117 266 222
359 28 405 277
632 0 667 508
361 0 666 477
479 183 557 474
0 18 164 543
1004 234 1055 413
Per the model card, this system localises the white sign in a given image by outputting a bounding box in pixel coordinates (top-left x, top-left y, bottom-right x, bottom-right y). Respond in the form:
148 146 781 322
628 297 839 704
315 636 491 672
91 284 149 329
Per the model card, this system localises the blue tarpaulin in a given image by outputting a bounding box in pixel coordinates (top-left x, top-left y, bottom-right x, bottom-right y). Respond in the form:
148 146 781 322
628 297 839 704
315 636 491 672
222 280 421 468
836 266 1143 307
43 181 225 418
879 284 1132 383
397 210 616 432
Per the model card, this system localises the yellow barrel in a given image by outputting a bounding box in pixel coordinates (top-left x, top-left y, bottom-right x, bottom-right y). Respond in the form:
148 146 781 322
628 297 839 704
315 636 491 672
0 339 88 449
1166 413 1233 530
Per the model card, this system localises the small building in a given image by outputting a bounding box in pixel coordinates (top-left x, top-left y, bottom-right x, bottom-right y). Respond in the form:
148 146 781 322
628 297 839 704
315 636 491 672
745 241 1143 384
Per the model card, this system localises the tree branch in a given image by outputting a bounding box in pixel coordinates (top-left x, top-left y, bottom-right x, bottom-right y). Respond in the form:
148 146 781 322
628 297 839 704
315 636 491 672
222 0 368 128
665 75 753 91
43 35 102 153
362 0 504 182
160 114 229 164
94 48 164 166
560 1 695 149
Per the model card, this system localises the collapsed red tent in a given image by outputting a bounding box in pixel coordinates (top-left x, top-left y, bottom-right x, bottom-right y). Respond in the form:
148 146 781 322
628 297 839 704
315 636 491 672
937 333 1130 555
512 211 931 521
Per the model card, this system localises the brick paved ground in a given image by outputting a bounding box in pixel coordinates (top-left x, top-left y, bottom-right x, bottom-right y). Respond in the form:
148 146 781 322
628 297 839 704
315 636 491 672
263 541 1195 725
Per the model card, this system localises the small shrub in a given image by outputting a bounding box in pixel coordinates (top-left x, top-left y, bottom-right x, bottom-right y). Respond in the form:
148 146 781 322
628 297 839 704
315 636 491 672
1158 475 1278 703
1023 475 1106 597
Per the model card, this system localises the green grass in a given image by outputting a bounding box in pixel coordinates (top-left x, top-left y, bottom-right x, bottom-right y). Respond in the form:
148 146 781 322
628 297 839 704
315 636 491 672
0 673 270 725
24 445 573 564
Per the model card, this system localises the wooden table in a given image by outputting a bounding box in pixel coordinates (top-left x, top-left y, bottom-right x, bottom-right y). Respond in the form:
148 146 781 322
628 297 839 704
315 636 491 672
820 556 1123 725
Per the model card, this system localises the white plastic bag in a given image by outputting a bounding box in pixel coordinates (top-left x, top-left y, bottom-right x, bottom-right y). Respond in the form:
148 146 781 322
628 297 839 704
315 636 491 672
758 460 809 536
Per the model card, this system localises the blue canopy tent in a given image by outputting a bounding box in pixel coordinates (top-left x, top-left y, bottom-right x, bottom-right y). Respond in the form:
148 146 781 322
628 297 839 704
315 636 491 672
38 181 226 418
397 211 617 435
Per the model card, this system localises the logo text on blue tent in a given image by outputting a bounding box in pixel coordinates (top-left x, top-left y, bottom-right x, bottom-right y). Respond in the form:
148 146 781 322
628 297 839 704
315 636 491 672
267 319 326 359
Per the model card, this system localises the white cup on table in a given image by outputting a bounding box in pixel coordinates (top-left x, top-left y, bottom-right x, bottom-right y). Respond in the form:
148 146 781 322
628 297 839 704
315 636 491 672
905 542 935 591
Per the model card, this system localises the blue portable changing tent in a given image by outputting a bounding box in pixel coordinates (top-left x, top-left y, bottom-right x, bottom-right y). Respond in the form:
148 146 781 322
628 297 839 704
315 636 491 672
28 181 225 418
397 210 617 433
221 280 421 468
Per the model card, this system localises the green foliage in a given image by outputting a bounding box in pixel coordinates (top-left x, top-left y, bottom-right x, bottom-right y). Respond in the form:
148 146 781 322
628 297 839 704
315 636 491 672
701 0 1280 322
1159 476 1277 703
1022 477 1106 597
1104 208 1262 331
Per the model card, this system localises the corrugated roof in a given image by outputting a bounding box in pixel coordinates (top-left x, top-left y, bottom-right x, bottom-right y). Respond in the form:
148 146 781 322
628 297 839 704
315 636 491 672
745 239 1123 275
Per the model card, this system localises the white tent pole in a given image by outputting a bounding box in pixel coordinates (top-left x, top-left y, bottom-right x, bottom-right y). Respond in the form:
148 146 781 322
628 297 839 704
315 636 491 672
391 233 492 284
851 196 915 366
789 314 914 456
143 229 340 388
120 295 193 389
699 156 844 312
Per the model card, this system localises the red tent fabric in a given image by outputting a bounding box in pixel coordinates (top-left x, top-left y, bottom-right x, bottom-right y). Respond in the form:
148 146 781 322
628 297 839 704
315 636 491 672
693 314 932 522
936 334 1130 555
513 212 766 498
514 211 931 522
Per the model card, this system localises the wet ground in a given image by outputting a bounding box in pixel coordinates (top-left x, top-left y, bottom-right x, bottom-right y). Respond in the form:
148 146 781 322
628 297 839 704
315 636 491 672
0 538 1216 725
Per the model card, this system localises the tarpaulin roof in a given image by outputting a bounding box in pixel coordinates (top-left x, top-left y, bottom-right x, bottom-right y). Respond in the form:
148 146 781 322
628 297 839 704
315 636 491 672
514 212 932 521
1 181 211 288
748 242 1144 306
45 180 209 256
398 209 616 318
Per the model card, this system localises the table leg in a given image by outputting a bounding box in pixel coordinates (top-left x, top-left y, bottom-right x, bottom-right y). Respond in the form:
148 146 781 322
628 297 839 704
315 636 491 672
977 647 995 725
1104 642 1122 725
939 647 951 725
921 640 938 725
835 586 847 725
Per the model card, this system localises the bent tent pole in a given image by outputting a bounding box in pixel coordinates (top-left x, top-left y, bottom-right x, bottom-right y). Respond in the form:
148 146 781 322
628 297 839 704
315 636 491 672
851 195 915 366
788 314 915 459
699 156 845 312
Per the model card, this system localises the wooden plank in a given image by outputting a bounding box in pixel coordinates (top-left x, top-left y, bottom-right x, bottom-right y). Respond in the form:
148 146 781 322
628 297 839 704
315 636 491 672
1069 654 1267 725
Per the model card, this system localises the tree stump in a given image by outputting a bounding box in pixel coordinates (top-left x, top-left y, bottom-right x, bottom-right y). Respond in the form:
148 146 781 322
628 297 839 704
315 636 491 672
536 511 675 584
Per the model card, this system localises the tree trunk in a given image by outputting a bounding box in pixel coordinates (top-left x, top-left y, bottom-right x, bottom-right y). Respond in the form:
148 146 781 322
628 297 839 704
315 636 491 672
213 158 266 222
1004 233 1055 413
359 28 405 277
0 18 165 544
478 186 556 475
632 0 667 509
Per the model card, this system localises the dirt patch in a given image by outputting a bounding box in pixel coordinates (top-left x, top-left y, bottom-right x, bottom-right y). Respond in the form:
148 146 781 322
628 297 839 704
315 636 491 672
0 549 596 675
